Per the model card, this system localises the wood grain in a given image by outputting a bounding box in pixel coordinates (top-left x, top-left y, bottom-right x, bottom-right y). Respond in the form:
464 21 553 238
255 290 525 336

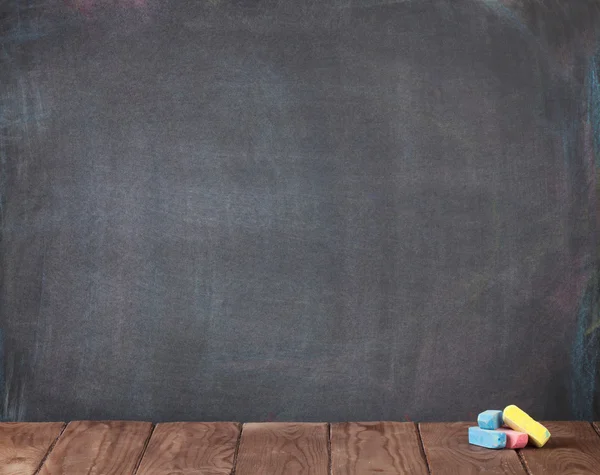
136 422 240 474
0 422 64 475
234 423 328 475
330 422 428 474
419 422 526 474
519 421 600 474
37 421 152 475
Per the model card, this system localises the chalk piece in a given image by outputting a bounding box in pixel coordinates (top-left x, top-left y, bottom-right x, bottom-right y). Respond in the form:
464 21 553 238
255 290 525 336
468 427 506 449
503 405 550 447
477 410 503 430
497 428 528 449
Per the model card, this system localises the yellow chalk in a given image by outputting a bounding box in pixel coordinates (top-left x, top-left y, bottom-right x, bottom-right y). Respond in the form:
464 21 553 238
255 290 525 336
503 405 550 447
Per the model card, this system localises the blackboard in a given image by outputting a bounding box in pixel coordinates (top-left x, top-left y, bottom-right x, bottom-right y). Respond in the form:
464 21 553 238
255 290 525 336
1 0 599 422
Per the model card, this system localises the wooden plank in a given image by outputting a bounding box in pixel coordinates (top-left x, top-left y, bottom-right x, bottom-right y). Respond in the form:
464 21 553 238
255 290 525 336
519 421 600 474
419 422 526 474
331 422 428 474
594 422 600 437
0 422 64 475
234 422 328 475
136 422 240 475
38 421 152 475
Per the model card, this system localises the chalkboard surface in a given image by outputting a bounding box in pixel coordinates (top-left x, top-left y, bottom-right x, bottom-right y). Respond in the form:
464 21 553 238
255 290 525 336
1 0 598 422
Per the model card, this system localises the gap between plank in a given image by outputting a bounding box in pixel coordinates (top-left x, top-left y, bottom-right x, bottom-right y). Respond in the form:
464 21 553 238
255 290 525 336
516 449 532 475
33 422 68 475
327 423 332 475
132 423 156 475
230 422 244 475
415 423 432 475
592 422 600 439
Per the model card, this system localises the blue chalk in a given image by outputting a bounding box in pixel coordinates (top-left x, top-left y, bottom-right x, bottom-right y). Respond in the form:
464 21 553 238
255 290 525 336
477 410 503 430
468 427 506 449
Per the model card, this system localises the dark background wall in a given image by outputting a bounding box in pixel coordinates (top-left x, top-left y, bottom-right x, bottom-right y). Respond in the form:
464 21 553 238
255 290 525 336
1 0 599 422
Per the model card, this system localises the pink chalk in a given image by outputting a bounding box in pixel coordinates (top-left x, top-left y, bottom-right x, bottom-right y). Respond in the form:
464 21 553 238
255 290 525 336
497 429 528 449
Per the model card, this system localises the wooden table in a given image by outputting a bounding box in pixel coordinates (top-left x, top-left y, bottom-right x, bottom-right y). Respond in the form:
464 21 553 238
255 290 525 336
2 421 599 474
